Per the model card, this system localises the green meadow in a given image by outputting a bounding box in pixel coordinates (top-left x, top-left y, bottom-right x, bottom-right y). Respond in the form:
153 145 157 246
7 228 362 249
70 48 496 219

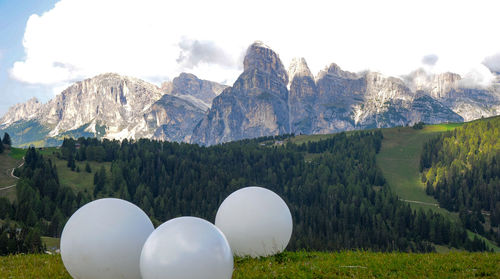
1 251 499 279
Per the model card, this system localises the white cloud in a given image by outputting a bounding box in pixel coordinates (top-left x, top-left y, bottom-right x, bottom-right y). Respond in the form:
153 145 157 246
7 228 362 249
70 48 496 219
458 64 496 89
422 54 438 66
483 53 500 73
9 0 500 94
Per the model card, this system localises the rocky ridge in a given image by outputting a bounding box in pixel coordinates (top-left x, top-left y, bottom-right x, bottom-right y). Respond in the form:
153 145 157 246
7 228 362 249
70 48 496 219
161 73 228 109
1 42 499 146
191 41 290 145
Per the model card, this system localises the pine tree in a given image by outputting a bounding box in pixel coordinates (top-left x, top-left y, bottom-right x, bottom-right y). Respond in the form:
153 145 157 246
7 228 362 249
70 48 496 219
2 133 11 146
67 155 76 171
85 162 92 173
0 141 4 154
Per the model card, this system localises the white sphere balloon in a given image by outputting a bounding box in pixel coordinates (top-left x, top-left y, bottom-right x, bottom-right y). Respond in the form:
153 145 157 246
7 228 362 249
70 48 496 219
60 198 154 279
215 186 293 257
140 216 233 279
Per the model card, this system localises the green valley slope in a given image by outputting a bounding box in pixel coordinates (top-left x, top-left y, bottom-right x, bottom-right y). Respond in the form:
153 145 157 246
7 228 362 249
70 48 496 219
376 122 499 252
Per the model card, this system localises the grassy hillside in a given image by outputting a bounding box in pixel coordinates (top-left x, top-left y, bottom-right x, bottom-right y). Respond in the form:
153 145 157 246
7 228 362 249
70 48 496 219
376 124 461 216
0 148 25 201
0 147 110 200
375 123 500 252
37 147 111 194
284 121 500 251
1 252 499 279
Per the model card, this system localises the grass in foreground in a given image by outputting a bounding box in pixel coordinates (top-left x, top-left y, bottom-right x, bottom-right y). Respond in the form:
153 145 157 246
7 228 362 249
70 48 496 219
1 252 499 279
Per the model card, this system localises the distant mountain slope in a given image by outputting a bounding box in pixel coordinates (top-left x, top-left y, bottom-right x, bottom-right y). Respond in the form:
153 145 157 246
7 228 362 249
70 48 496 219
0 73 224 146
405 69 500 121
1 42 499 146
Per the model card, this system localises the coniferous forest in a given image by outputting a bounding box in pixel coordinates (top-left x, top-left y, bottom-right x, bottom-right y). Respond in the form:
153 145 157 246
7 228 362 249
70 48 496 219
0 130 492 255
421 117 500 244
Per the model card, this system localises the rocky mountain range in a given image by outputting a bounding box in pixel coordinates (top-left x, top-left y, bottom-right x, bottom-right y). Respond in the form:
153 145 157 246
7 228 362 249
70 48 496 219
1 41 499 146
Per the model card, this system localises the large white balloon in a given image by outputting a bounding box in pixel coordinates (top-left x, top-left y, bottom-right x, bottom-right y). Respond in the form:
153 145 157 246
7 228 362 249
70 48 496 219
60 198 154 279
140 216 233 279
215 186 293 257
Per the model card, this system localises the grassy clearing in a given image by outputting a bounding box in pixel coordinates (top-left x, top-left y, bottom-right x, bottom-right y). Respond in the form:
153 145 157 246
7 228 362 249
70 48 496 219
41 236 61 251
0 149 23 201
0 186 16 202
289 133 337 145
0 151 19 187
36 148 111 193
1 147 111 195
52 158 111 193
8 147 27 160
376 124 500 251
1 252 499 279
376 126 458 218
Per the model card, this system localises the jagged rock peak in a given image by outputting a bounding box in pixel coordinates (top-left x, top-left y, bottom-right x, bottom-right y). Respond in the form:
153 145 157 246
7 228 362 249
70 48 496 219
173 73 226 95
82 72 155 85
251 40 272 49
243 41 288 84
288 57 313 81
0 97 43 125
316 63 359 80
161 72 228 107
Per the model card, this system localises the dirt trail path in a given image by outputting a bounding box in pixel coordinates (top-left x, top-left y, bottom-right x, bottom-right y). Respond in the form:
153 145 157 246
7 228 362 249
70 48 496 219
0 158 24 191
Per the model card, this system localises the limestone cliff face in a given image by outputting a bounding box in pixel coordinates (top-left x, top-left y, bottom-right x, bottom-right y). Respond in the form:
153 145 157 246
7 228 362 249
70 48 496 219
407 69 461 99
0 97 43 127
288 58 317 135
162 73 227 108
39 73 164 139
0 73 209 145
405 69 500 121
1 42 498 147
191 41 290 145
291 62 463 134
144 94 205 142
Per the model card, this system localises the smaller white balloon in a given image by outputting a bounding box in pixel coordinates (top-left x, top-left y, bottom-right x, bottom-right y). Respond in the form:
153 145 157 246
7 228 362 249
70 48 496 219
215 186 293 258
140 216 234 279
60 198 154 279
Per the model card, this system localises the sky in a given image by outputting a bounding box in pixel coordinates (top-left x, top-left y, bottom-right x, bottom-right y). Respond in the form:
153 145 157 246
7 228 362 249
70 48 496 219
1 0 500 116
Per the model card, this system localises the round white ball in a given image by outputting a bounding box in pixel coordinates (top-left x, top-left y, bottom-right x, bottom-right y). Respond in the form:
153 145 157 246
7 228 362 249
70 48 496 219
215 186 293 257
140 216 233 279
60 198 154 279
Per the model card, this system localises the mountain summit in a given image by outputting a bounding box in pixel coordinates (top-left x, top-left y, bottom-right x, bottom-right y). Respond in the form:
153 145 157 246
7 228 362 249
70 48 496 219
191 42 291 145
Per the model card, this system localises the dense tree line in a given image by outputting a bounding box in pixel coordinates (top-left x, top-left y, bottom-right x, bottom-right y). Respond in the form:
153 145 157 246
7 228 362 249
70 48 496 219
1 130 491 254
420 116 500 244
54 131 486 251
